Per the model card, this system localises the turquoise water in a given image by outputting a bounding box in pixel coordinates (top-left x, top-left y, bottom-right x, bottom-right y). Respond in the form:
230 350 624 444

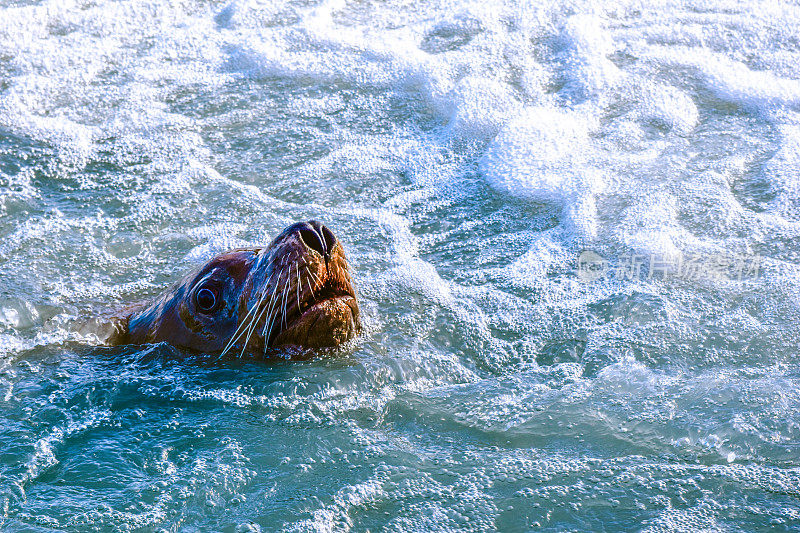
1 0 800 530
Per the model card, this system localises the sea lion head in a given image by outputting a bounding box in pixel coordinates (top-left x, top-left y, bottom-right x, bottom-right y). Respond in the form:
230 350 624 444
118 220 360 354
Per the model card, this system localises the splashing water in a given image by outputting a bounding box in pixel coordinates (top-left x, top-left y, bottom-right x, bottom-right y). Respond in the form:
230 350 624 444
1 0 799 530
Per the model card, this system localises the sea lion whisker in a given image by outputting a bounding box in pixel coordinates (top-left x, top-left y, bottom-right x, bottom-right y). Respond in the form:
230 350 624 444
219 281 270 357
295 262 301 313
263 296 279 340
305 267 322 285
304 267 317 297
221 267 281 355
220 299 257 358
264 285 278 359
239 283 274 358
240 302 267 358
263 269 287 348
220 289 264 359
262 277 289 352
280 272 291 330
220 269 278 358
263 300 281 348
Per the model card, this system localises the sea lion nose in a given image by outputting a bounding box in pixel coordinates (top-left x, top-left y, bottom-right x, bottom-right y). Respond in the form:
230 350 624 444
298 220 336 258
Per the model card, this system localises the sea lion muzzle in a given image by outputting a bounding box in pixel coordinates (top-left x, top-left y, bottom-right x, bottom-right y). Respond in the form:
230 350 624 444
108 220 361 356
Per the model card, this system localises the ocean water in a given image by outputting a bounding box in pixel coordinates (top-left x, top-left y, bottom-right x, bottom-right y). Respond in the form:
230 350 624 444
1 0 800 530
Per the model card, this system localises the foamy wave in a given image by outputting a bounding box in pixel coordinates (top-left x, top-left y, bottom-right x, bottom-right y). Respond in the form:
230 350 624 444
480 106 606 239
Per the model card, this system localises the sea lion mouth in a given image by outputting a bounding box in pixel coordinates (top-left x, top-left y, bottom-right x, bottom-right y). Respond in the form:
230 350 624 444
272 292 358 349
268 281 358 347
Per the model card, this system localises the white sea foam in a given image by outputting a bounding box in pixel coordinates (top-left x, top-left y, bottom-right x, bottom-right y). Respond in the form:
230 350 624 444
480 106 606 239
642 45 800 113
443 77 521 144
558 14 622 102
0 0 797 352
2 1 800 528
763 123 800 219
631 80 699 135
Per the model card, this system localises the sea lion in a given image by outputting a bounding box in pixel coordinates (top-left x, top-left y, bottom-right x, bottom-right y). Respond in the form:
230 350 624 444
108 220 360 355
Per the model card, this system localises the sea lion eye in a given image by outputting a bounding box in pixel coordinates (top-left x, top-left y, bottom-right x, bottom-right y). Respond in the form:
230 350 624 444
195 287 218 312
